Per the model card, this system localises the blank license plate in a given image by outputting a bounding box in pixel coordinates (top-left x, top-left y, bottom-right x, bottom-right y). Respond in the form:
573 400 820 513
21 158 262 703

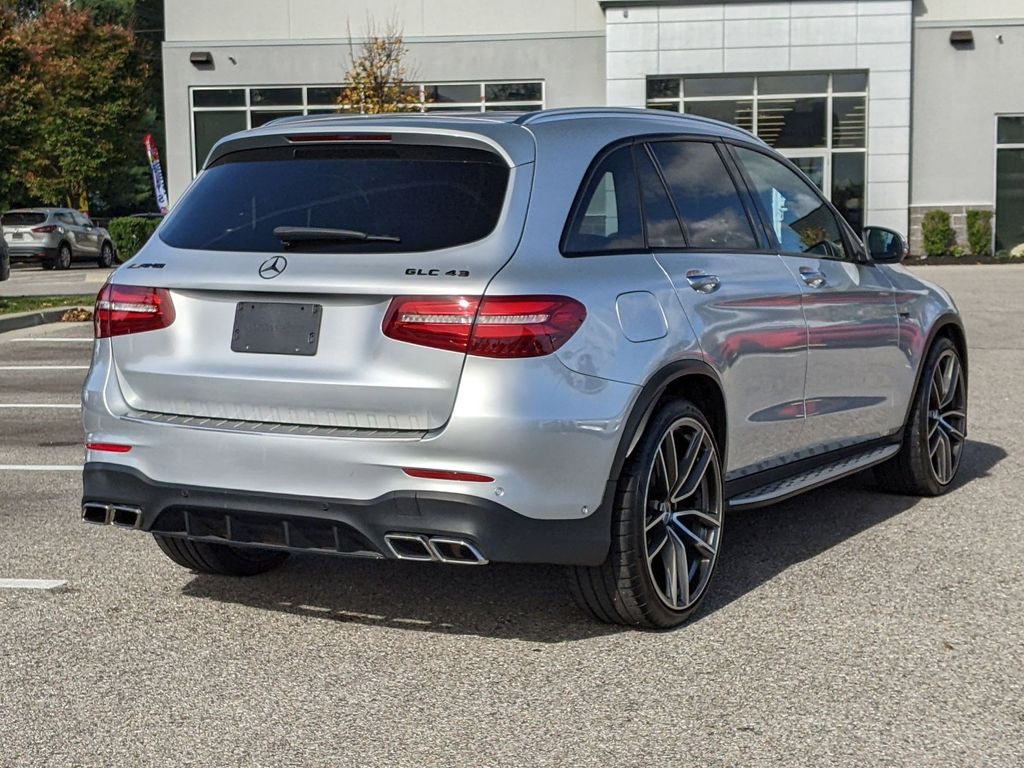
231 302 322 356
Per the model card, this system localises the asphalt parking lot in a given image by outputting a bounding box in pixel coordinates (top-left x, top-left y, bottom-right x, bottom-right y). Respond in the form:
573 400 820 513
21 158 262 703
0 265 1021 767
0 262 114 299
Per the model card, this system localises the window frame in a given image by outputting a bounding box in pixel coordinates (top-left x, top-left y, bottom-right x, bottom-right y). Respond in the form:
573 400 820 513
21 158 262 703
723 140 867 264
560 140 647 257
643 136 770 254
561 134 777 259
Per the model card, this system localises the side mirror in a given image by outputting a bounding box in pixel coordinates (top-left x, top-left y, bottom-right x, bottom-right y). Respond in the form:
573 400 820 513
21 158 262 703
863 226 908 263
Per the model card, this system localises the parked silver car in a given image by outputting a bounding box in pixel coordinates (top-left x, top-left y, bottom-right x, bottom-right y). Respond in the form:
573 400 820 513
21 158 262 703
81 109 967 628
1 208 115 270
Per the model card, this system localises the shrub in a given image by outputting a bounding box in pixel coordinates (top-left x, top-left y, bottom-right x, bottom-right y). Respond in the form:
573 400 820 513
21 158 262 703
107 217 161 262
966 209 993 258
921 210 955 258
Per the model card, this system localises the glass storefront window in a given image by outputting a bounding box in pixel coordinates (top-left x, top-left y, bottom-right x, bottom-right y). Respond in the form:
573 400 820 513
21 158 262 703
832 97 867 149
683 75 754 98
193 111 246 173
250 88 303 107
645 71 868 228
757 97 826 148
758 73 828 95
832 152 866 232
190 82 544 176
685 100 753 132
996 116 1024 255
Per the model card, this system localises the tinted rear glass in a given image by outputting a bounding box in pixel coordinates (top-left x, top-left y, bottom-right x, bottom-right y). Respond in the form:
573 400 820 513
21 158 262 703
2 212 47 226
160 144 510 253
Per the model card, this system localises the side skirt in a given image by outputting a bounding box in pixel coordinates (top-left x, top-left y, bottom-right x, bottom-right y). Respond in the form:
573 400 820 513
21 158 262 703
725 436 901 511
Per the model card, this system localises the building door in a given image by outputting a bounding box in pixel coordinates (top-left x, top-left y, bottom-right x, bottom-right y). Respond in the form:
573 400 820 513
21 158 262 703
996 116 1024 255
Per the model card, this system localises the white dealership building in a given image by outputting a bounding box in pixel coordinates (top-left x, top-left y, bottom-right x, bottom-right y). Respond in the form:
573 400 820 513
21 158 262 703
163 0 1024 253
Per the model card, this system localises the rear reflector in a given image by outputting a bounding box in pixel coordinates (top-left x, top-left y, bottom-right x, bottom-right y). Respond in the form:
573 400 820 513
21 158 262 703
86 443 132 453
403 468 494 483
94 284 176 338
383 295 586 358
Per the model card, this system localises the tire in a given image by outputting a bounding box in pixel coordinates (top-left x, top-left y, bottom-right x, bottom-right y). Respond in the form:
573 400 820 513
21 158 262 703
875 336 967 496
0 256 9 282
568 399 724 629
97 241 114 268
154 535 289 576
55 242 72 270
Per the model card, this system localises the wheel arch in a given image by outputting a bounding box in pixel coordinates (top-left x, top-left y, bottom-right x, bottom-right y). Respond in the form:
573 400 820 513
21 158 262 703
613 359 728 484
902 312 968 428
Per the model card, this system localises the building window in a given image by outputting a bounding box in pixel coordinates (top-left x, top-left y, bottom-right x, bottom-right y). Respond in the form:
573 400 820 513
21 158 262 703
996 115 1024 256
647 71 867 230
190 81 545 174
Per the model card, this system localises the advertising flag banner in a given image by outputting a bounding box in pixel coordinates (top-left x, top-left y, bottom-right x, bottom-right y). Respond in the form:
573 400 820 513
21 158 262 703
144 134 170 215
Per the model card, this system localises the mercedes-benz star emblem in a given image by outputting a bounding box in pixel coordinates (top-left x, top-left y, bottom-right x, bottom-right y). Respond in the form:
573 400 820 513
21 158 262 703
259 255 287 280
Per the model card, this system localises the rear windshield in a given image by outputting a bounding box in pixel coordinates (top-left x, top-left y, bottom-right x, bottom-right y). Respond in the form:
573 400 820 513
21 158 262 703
2 212 46 227
159 144 511 253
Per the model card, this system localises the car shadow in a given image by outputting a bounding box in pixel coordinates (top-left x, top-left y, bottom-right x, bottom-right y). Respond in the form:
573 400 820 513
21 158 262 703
180 439 1006 643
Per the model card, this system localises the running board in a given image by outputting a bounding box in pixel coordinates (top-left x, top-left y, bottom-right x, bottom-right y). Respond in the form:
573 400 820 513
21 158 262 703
727 444 900 510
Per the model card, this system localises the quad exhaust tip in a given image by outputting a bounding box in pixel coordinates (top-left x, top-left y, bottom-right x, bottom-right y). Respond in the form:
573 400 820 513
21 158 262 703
82 502 142 530
384 533 488 565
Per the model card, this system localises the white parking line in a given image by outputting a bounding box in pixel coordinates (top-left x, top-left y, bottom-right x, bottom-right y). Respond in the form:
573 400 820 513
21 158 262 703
0 579 67 590
0 404 79 409
0 365 89 371
0 465 82 471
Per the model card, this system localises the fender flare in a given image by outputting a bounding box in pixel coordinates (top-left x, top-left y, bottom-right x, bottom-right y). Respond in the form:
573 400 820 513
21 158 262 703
604 358 726 496
901 312 968 429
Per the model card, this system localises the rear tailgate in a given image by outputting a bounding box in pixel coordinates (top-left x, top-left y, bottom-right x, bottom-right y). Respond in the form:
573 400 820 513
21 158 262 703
106 131 534 433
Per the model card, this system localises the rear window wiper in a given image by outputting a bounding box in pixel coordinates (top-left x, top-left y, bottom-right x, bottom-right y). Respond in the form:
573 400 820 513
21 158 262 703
273 226 401 246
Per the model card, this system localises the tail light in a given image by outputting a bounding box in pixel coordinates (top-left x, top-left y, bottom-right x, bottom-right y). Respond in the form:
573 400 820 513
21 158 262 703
94 284 176 338
383 295 586 358
32 225 58 234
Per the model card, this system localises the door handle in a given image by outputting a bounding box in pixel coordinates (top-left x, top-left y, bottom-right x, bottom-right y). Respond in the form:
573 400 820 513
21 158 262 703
799 267 827 288
685 270 721 294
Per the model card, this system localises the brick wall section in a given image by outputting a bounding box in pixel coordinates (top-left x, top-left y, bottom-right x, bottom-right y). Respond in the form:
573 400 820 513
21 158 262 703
908 204 994 256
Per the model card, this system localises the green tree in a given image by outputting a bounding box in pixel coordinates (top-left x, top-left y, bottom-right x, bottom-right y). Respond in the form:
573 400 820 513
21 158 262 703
12 3 150 211
0 5 40 208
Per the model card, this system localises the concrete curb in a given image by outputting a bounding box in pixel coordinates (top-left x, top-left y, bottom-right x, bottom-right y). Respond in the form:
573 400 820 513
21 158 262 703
0 305 90 334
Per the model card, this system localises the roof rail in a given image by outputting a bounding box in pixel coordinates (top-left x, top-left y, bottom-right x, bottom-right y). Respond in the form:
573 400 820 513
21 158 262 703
514 106 760 140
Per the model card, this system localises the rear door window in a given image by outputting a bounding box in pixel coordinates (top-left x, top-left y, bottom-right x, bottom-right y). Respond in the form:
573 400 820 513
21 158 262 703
159 144 511 253
563 146 644 255
648 141 758 250
635 146 685 248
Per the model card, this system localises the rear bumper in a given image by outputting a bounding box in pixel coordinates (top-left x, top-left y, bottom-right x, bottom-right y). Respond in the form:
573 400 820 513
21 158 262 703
7 245 57 262
82 463 612 566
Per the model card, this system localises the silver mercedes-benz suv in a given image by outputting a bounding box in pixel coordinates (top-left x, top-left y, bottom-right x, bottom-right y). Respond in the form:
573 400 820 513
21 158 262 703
82 109 967 629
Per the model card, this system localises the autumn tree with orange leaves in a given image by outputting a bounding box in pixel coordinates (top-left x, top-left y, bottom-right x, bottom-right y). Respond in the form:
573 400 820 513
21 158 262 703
338 21 422 114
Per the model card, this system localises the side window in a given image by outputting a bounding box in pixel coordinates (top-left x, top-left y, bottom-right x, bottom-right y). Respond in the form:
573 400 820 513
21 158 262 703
56 212 74 225
649 141 758 250
733 146 849 260
563 146 644 254
72 212 89 227
635 146 685 248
